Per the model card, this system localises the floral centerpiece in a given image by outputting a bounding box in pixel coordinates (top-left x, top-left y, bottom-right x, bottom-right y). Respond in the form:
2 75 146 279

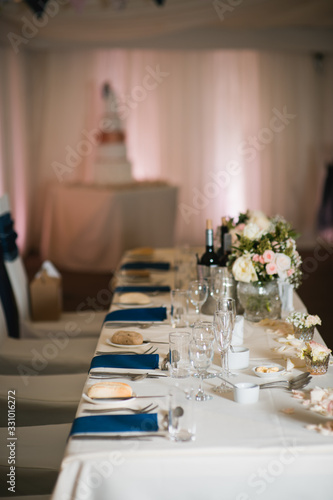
227 210 302 322
299 341 331 375
286 312 321 341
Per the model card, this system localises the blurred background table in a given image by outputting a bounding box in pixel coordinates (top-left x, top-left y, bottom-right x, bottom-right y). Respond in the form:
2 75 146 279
40 182 178 272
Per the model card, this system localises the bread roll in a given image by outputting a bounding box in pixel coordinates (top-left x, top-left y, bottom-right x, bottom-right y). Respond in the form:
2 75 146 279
111 330 143 345
87 382 132 399
118 292 151 305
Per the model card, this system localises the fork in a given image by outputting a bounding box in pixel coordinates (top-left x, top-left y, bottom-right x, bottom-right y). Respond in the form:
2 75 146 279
95 346 158 356
83 403 158 414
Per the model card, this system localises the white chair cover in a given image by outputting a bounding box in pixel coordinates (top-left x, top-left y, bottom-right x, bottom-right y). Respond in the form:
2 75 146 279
0 423 71 496
0 193 108 338
0 298 97 375
0 372 87 426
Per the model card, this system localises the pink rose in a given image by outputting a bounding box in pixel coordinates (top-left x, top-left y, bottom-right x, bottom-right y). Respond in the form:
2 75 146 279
266 262 277 275
263 250 275 263
252 254 260 262
287 269 294 277
259 255 265 264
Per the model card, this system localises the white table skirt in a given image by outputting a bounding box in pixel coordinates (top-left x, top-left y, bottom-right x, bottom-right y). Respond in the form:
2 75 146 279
40 183 178 272
51 249 333 500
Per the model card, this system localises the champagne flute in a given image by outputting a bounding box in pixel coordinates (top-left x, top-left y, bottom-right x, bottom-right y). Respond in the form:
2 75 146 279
188 280 208 321
215 297 236 376
213 310 232 393
189 338 214 401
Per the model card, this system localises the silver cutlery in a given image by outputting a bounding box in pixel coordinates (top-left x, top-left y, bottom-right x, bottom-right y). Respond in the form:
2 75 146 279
259 371 311 387
259 376 312 391
89 372 167 381
105 322 167 329
71 432 168 440
82 394 167 404
95 346 158 356
142 340 169 344
83 403 158 414
216 372 312 392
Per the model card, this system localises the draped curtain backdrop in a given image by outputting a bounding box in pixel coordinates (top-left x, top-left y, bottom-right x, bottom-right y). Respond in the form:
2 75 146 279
1 48 332 254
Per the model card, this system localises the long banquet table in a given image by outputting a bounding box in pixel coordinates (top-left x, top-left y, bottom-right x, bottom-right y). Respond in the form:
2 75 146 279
51 248 333 500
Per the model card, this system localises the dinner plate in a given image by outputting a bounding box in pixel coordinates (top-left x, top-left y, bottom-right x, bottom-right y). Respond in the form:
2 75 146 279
252 364 285 378
82 392 138 404
113 302 153 309
106 339 151 349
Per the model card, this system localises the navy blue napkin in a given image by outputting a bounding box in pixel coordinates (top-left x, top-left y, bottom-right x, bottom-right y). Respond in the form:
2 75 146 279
70 414 158 436
114 286 170 293
89 354 159 371
104 307 167 323
121 261 170 271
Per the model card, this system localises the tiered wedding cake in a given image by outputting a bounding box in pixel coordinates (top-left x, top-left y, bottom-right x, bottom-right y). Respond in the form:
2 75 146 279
93 83 133 185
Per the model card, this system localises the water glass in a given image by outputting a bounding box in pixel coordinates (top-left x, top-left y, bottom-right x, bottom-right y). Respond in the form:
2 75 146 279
169 331 191 378
168 387 196 442
170 289 189 328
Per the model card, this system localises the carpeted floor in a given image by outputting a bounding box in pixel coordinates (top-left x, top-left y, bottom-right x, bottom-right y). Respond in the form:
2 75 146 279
24 248 333 349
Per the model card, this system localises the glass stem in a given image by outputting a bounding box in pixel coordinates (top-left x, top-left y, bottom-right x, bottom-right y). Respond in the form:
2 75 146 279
220 353 226 388
198 375 204 395
225 349 230 376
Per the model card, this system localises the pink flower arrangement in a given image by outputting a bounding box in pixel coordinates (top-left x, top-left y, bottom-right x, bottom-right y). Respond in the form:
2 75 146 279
228 211 302 287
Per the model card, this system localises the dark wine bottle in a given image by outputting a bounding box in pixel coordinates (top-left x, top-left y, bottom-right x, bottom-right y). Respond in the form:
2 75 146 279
200 219 219 267
218 233 232 267
216 217 228 262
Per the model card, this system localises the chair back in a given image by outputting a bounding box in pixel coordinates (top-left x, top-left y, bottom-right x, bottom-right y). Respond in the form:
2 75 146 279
0 297 8 344
0 194 30 320
0 243 19 338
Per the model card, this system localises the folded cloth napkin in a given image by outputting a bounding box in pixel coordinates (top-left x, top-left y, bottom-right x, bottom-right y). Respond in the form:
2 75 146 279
121 262 170 271
104 307 167 323
70 414 158 436
114 286 171 293
89 354 159 371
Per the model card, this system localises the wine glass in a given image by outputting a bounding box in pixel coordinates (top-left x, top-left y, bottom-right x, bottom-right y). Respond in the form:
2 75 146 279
215 297 236 376
189 338 214 401
192 321 215 342
192 322 216 379
210 268 232 302
188 280 208 321
213 310 233 393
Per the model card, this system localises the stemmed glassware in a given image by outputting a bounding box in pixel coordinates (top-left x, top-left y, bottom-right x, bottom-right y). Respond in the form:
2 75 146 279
188 280 208 321
215 297 236 376
213 310 233 393
189 337 215 401
192 321 216 379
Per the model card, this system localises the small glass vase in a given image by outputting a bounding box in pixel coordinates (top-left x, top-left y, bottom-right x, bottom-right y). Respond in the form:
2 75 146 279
237 280 281 323
304 354 330 375
294 325 315 342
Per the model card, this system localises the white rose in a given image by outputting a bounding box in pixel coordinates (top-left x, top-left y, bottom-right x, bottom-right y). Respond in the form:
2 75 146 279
248 210 271 232
232 255 258 283
243 223 261 240
275 253 291 272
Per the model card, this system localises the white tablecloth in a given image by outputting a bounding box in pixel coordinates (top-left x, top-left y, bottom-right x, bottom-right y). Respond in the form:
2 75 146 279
51 249 333 500
41 183 178 272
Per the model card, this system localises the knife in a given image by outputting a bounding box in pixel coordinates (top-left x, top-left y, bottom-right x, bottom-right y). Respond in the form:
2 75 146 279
89 371 167 378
